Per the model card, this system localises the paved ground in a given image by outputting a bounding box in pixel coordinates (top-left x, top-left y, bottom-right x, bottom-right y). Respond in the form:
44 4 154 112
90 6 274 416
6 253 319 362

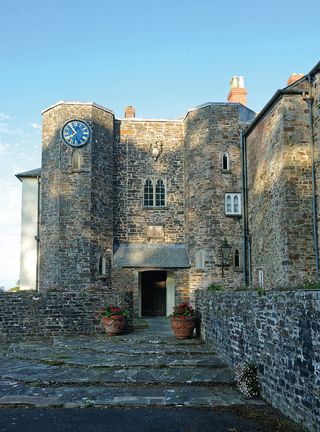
0 318 305 431
0 407 306 432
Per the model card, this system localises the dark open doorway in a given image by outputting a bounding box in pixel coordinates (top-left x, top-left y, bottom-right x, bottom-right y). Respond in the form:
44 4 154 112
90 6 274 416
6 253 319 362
141 271 167 317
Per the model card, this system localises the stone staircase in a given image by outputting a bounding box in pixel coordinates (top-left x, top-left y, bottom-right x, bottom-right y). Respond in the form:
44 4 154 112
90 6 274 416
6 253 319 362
0 318 263 408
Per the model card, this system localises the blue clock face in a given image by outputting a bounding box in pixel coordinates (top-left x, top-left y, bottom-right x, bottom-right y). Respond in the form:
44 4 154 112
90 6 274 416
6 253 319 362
62 120 91 147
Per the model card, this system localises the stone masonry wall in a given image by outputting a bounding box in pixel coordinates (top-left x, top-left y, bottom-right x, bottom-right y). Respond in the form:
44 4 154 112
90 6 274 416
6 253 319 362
196 289 320 432
246 94 315 288
0 290 133 341
184 104 254 294
113 119 185 243
40 103 114 291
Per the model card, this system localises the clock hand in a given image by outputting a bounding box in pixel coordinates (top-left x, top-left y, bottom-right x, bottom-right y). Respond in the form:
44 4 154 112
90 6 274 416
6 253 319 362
69 124 77 134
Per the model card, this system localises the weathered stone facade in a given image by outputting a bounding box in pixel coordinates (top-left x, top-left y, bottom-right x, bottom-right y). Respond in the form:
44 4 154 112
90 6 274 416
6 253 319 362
31 100 255 316
196 289 320 432
18 61 320 308
40 103 114 291
244 66 320 288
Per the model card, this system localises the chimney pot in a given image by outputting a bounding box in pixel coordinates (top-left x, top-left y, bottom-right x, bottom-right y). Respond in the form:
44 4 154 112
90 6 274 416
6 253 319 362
287 73 304 86
228 75 247 106
125 106 135 118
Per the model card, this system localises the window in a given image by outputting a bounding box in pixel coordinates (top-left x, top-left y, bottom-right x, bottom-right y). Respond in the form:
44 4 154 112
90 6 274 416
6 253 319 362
155 179 165 206
258 270 264 288
144 179 154 207
234 249 240 268
71 149 81 171
225 193 241 215
222 152 229 171
98 255 107 276
143 178 166 207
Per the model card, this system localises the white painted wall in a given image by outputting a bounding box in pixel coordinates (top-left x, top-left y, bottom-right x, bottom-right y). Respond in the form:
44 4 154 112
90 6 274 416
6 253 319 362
19 177 39 290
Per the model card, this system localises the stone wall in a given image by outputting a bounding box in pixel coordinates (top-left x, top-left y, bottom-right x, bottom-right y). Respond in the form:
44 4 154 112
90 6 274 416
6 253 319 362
246 93 315 288
184 103 254 292
196 289 320 432
0 290 133 341
113 118 185 243
40 102 114 291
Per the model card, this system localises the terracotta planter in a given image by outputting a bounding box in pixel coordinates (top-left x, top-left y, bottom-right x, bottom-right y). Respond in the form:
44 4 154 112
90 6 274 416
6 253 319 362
170 316 196 339
102 316 126 336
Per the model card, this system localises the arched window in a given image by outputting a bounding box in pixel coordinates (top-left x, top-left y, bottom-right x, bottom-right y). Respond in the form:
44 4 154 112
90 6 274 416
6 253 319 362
222 152 229 170
71 149 81 171
98 255 107 276
143 178 166 207
155 179 165 207
234 195 239 213
234 249 240 268
226 195 232 213
144 179 154 207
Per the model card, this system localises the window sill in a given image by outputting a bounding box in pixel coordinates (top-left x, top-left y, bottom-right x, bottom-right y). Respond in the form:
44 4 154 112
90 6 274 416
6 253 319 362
234 267 242 273
221 169 231 174
225 213 242 218
143 206 168 210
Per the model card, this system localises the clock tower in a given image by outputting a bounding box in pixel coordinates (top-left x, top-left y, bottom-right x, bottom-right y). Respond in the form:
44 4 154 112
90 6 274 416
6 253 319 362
39 102 114 291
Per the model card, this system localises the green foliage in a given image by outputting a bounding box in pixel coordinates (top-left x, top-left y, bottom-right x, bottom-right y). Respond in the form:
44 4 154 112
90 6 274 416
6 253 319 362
255 288 266 296
301 277 320 290
207 283 224 292
235 362 260 398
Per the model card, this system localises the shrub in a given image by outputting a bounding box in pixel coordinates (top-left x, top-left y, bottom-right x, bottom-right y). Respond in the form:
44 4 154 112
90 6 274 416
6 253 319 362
235 362 260 398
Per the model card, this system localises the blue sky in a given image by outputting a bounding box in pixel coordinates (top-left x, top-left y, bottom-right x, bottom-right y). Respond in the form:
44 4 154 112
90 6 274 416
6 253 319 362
0 0 319 288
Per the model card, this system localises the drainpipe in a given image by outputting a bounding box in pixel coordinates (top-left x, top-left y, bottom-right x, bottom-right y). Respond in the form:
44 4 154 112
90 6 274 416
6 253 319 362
240 129 252 286
240 130 247 285
305 77 319 277
35 176 41 291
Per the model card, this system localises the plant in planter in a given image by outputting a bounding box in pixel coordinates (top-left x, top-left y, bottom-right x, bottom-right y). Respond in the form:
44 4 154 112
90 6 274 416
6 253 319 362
169 301 197 339
96 305 129 336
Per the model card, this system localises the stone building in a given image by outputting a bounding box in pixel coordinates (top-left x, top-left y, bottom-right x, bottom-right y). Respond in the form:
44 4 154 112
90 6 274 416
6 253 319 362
244 62 320 288
17 60 320 315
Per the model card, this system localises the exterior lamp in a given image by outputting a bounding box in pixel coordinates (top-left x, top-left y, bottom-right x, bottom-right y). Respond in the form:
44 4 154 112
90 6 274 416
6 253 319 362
221 237 231 277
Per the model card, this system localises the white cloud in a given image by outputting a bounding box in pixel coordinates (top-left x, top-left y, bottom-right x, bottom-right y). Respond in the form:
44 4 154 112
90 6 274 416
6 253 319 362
0 141 9 156
30 122 41 130
0 112 10 121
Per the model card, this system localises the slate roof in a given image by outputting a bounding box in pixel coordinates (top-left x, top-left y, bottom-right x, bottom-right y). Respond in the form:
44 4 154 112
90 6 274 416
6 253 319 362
16 168 41 181
113 243 190 269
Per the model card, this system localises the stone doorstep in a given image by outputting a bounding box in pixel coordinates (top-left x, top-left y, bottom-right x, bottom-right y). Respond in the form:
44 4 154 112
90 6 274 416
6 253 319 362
0 386 265 409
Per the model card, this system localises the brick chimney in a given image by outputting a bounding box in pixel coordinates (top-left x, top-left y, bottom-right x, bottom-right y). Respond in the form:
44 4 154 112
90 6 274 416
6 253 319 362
124 106 135 119
227 75 247 106
287 73 304 86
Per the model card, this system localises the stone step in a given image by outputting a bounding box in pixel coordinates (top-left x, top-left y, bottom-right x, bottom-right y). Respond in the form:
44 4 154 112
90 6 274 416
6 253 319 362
0 381 264 408
0 360 235 386
8 351 225 368
9 341 214 356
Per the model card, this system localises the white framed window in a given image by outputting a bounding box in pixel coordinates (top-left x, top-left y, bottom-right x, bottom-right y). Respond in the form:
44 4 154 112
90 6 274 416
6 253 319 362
222 152 229 171
258 270 264 288
143 178 166 207
225 193 241 215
